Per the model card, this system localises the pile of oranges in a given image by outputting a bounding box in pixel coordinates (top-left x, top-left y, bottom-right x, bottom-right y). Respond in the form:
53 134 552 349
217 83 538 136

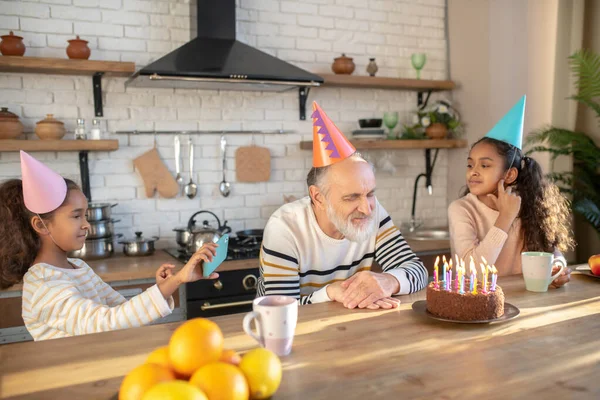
119 318 282 400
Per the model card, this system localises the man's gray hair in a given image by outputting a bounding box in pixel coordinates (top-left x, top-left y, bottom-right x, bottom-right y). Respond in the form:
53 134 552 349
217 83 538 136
306 152 372 196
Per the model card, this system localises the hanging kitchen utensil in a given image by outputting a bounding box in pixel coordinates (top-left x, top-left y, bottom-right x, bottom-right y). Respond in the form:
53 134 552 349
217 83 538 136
219 135 231 197
133 148 179 198
184 138 197 199
235 145 271 182
174 135 183 196
186 210 232 253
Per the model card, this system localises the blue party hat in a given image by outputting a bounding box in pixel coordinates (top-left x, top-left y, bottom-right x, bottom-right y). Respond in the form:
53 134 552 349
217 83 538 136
485 95 526 150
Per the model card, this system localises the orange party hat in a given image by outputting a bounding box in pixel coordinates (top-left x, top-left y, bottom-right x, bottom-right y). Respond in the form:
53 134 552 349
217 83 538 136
311 102 355 168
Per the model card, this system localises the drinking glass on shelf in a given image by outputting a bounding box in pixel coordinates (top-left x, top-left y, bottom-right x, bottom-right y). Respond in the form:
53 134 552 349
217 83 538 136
383 111 399 139
411 53 427 79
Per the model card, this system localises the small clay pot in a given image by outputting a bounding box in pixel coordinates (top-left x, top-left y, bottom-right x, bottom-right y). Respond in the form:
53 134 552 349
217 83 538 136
0 107 24 139
0 31 26 56
425 123 448 140
332 53 355 75
35 114 66 140
66 35 91 60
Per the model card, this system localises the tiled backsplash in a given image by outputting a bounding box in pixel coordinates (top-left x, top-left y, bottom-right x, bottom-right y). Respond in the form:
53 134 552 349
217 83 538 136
0 0 450 247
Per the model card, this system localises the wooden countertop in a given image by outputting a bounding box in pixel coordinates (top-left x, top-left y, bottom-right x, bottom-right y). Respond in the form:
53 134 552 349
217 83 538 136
2 270 599 399
1 240 449 294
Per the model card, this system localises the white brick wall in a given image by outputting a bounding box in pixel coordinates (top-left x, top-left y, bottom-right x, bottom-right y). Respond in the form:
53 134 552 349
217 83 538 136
0 0 449 249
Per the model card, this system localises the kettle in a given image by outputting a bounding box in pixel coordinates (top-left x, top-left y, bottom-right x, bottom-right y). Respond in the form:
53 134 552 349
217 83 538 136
186 210 232 253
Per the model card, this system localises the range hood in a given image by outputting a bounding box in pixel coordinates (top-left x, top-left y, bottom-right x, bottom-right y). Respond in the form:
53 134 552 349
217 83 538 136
126 0 323 93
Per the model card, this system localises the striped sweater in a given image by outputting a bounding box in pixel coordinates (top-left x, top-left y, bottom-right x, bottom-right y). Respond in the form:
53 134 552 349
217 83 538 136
256 197 428 304
22 258 173 341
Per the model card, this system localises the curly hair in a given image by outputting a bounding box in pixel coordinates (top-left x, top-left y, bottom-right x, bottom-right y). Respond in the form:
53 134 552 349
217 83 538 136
0 178 80 289
464 137 575 253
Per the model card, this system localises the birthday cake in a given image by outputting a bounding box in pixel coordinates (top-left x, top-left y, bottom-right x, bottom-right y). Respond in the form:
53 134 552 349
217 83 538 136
426 280 505 321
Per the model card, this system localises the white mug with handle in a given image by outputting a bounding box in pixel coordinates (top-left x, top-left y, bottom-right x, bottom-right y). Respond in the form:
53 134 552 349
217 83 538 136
243 295 298 356
521 251 565 292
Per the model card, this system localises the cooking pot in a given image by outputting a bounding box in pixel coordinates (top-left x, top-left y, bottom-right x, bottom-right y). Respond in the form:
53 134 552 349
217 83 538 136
187 210 231 253
87 219 120 239
119 232 159 257
67 235 122 260
86 203 117 222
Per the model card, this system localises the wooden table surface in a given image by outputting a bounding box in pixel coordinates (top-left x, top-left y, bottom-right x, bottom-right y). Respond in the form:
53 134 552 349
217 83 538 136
1 270 598 400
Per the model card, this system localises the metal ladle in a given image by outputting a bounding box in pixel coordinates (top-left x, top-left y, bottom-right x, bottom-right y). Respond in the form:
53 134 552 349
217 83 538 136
174 135 183 195
219 135 231 197
184 138 197 199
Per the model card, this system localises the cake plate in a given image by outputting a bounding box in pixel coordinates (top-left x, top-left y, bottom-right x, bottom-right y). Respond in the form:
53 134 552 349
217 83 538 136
411 300 520 324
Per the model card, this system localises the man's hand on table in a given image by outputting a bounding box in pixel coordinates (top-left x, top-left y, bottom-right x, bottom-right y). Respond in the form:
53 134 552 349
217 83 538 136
326 271 401 310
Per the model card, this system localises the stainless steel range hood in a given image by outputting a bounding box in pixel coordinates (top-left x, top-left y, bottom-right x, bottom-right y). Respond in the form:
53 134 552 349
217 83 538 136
125 0 323 92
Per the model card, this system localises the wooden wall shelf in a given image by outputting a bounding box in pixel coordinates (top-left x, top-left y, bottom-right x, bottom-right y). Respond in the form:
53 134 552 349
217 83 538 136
299 139 467 150
0 56 135 77
318 74 456 91
0 139 119 152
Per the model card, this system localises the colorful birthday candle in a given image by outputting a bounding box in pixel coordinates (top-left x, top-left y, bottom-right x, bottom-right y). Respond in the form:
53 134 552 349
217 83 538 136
469 257 476 292
480 264 487 293
442 255 447 287
446 262 452 291
460 271 465 294
490 265 498 291
471 276 478 295
434 256 439 289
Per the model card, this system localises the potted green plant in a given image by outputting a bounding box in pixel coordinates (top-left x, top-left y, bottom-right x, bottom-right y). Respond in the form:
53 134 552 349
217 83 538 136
403 101 462 140
526 49 600 238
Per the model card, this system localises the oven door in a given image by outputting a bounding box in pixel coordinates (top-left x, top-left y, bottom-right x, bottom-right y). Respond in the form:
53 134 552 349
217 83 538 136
187 294 256 319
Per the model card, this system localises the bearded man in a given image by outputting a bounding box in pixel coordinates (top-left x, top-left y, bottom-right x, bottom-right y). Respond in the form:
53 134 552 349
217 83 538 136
256 103 428 309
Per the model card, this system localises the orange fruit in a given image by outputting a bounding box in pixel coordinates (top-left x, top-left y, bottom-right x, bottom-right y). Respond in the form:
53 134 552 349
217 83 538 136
142 380 208 400
146 346 171 369
238 348 282 400
119 363 175 400
169 318 224 377
190 362 249 400
219 348 242 366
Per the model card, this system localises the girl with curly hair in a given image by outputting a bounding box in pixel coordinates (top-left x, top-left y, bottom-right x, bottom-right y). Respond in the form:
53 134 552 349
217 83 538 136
0 152 218 340
449 97 574 287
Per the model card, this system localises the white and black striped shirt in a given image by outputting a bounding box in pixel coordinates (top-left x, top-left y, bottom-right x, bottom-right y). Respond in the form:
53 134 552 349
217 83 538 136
257 197 428 304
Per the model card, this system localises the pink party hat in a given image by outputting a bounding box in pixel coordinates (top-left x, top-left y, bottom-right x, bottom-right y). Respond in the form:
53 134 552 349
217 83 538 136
20 151 67 214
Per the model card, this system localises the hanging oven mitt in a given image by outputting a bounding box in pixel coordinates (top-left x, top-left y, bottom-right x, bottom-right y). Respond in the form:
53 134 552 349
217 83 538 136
133 148 179 198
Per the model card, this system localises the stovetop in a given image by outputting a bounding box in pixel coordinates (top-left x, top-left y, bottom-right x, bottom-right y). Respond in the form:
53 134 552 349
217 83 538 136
165 236 261 263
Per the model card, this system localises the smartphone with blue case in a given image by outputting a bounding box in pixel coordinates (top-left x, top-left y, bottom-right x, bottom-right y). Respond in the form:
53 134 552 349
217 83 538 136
202 234 229 277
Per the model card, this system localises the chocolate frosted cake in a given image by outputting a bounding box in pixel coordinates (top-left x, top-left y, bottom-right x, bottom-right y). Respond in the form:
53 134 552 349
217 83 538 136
426 280 505 321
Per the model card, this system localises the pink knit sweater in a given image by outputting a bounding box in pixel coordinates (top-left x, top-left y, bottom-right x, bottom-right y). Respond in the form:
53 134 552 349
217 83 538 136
448 193 565 276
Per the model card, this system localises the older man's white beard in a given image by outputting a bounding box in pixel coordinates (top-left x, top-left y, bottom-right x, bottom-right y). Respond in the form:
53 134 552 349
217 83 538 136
325 201 376 242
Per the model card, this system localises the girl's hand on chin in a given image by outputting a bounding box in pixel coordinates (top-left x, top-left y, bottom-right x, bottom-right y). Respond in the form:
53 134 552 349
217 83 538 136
487 179 521 221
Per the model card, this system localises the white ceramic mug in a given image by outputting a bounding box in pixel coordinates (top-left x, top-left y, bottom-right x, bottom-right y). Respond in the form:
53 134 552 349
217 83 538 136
243 295 298 356
521 252 565 292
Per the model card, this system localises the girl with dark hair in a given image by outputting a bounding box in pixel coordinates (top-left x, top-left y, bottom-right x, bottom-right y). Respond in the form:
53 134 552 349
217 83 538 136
449 137 574 286
0 152 218 341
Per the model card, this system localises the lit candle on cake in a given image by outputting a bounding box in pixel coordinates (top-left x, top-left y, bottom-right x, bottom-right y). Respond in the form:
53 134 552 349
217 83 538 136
481 255 488 267
446 261 452 291
442 255 448 287
490 265 498 291
471 275 478 295
480 264 487 294
434 256 439 289
469 257 476 292
459 266 465 294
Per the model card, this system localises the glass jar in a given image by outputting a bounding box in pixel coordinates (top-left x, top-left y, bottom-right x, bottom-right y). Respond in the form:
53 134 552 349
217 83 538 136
74 118 87 140
90 118 102 140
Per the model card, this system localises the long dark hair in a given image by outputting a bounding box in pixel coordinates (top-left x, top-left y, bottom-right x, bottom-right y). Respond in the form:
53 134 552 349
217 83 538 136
463 137 574 253
0 178 80 289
